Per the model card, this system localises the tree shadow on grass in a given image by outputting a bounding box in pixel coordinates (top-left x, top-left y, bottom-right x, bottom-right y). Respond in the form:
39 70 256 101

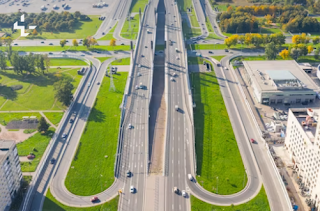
0 85 17 100
0 70 74 88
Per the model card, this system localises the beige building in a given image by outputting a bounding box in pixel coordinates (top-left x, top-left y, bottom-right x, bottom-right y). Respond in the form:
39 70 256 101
284 108 320 209
0 140 22 211
243 60 319 105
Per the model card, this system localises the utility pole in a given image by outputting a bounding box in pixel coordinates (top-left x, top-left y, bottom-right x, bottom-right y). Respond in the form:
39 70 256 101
216 176 219 194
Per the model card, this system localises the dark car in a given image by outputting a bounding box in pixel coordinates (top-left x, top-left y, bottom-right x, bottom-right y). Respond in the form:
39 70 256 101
208 51 213 54
69 119 74 123
102 32 105 35
49 52 53 55
225 49 229 52
50 158 55 164
41 41 45 44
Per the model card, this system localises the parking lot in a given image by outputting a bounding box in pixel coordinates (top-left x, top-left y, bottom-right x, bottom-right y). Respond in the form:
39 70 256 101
0 0 116 14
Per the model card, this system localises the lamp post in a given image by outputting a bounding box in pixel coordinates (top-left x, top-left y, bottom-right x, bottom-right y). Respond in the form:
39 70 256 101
216 176 219 194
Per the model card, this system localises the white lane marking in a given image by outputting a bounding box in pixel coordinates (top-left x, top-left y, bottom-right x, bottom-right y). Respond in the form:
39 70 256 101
178 160 180 165
178 173 180 178
179 205 181 210
172 160 173 164
128 199 130 205
172 204 174 210
135 198 137 204
178 148 180 152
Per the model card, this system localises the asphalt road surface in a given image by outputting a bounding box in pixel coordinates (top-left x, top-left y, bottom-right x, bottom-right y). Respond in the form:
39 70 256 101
117 0 157 210
164 0 191 210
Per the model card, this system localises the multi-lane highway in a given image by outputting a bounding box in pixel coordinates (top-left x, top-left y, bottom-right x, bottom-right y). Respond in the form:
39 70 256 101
164 0 191 210
117 0 157 210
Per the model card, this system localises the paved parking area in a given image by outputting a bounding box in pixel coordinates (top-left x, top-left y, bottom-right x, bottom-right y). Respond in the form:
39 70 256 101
0 0 116 14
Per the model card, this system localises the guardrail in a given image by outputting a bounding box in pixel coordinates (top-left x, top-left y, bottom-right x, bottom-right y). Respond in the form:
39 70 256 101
114 3 149 177
226 55 292 211
177 5 197 175
21 54 91 211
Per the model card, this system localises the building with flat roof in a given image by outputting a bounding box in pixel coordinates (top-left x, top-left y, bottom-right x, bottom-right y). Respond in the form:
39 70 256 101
284 108 320 209
243 60 319 105
0 140 22 211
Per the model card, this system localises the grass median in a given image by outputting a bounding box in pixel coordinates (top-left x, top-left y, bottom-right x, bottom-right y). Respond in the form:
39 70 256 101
191 186 270 211
120 14 140 40
49 58 88 66
65 72 127 195
191 70 247 194
18 128 55 172
43 188 118 211
111 57 131 65
0 68 82 111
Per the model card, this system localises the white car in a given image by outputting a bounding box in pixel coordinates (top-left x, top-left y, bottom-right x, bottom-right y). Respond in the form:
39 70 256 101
135 85 139 90
170 77 174 81
88 82 91 86
173 73 177 77
224 67 228 70
138 64 141 68
176 57 179 60
182 190 187 197
137 72 141 76
130 185 135 193
62 133 67 138
175 105 178 111
128 124 132 129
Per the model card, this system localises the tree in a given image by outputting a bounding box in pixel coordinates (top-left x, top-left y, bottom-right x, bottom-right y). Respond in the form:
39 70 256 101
265 42 278 60
0 52 7 70
38 117 49 133
279 49 290 59
314 47 320 60
83 38 90 48
32 28 38 36
72 39 78 49
89 37 97 48
307 45 313 54
60 39 67 47
227 6 234 13
54 78 74 106
74 11 81 19
292 35 300 45
297 44 308 56
313 37 320 45
290 48 300 60
110 38 116 47
43 54 50 71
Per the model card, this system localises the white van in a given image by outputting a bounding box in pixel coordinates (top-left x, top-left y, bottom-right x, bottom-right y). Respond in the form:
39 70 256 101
175 105 178 111
188 174 193 181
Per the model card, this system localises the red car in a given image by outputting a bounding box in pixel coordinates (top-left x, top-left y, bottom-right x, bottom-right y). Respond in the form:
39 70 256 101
250 138 255 143
27 154 35 159
90 196 98 202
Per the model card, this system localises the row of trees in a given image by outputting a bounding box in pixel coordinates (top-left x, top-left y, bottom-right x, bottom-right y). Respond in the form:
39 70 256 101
224 33 286 48
292 33 320 45
221 5 320 33
278 44 318 60
0 11 90 33
0 51 50 74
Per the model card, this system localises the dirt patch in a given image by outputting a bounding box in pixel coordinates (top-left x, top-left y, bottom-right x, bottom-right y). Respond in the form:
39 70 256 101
0 125 37 143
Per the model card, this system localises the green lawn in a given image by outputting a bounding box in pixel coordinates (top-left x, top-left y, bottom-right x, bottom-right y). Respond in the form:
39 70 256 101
24 129 37 134
64 72 127 195
98 22 118 41
260 27 282 34
211 55 226 61
191 186 270 211
0 112 41 126
0 45 131 52
111 57 131 65
188 57 209 65
183 19 202 39
96 57 112 63
18 128 55 172
49 58 88 66
206 32 223 40
43 189 118 211
190 14 200 28
0 68 82 111
191 71 247 195
188 44 228 50
1 28 20 40
19 16 101 40
130 0 148 13
121 14 140 40
43 112 64 126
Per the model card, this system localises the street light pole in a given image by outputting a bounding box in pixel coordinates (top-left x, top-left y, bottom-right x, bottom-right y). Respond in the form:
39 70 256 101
216 176 219 194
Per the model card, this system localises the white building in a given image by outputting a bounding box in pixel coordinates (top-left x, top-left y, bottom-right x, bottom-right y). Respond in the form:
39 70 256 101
0 140 22 211
284 108 320 209
243 60 319 105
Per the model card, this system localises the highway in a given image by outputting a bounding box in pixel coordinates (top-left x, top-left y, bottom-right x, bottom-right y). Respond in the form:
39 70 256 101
164 0 191 210
117 0 157 210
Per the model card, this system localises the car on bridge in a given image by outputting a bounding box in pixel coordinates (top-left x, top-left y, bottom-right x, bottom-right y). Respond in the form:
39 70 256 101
130 186 135 193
